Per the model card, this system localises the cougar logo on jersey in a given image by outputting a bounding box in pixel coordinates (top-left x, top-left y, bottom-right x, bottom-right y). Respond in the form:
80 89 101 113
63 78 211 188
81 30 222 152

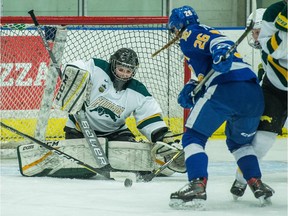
88 96 124 122
90 106 120 122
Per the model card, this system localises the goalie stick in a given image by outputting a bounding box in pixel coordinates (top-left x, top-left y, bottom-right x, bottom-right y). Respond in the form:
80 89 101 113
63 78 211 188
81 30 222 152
74 110 109 167
28 10 62 79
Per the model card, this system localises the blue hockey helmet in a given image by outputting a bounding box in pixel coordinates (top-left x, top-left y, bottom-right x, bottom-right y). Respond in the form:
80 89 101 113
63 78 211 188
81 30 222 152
168 5 200 33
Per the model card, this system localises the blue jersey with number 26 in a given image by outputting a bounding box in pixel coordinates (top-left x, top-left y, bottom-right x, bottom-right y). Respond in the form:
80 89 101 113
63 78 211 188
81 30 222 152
179 24 258 86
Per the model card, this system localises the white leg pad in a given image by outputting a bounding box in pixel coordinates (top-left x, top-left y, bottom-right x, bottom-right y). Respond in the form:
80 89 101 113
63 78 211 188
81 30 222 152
17 139 156 177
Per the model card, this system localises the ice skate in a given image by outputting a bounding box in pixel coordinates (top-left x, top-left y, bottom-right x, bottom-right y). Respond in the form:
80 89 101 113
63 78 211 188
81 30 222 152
230 179 247 200
169 178 207 210
248 178 274 206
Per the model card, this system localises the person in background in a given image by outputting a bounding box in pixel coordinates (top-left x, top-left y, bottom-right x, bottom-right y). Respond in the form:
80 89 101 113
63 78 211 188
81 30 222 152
230 1 287 199
246 8 267 82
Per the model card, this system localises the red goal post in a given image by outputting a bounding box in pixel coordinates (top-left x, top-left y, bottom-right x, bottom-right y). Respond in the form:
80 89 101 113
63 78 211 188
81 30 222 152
0 16 190 146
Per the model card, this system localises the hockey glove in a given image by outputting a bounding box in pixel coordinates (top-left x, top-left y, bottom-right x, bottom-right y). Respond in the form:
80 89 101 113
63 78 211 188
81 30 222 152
151 131 186 173
151 141 186 173
178 79 203 109
212 44 234 73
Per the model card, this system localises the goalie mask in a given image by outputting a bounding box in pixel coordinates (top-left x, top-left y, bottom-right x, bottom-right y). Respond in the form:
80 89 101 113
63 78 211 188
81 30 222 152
168 5 200 33
246 8 266 49
110 48 139 91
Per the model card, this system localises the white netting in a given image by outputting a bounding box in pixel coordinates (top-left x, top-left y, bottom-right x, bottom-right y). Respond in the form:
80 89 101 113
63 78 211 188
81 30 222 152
0 18 185 149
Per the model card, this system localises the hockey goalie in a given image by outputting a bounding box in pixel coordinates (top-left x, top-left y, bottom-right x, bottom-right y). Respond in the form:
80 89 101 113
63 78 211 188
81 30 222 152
17 48 186 179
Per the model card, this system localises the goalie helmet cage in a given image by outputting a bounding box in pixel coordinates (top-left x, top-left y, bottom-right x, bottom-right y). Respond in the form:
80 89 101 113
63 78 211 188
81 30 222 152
0 16 191 147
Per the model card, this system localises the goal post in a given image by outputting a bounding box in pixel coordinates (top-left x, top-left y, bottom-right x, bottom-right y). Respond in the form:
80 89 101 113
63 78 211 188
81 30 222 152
0 16 186 146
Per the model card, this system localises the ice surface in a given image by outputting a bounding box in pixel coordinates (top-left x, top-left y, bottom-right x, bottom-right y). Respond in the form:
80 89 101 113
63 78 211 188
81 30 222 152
1 139 287 216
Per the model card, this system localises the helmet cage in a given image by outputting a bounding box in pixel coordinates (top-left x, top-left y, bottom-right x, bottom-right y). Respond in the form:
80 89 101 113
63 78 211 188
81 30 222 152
109 48 139 91
111 59 137 82
246 8 266 49
247 32 262 49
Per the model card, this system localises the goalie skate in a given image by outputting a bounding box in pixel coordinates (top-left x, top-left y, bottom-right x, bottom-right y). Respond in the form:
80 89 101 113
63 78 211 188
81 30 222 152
248 178 274 206
169 178 207 210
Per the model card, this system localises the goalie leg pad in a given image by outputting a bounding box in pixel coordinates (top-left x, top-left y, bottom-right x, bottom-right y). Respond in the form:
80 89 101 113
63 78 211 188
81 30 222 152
54 65 92 114
107 141 155 171
17 139 156 178
17 139 104 178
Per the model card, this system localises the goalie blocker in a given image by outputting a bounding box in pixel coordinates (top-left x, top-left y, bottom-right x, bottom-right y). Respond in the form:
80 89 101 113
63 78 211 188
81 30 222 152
54 65 92 114
17 138 179 178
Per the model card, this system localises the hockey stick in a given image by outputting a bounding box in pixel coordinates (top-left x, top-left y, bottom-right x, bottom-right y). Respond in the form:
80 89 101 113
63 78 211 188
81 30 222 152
151 29 184 57
141 149 184 182
192 20 255 95
192 0 257 96
28 10 62 79
0 121 113 178
28 10 110 169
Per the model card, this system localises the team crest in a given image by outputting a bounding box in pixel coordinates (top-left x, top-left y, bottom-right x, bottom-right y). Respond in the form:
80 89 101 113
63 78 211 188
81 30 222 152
198 74 204 82
88 96 124 122
181 29 192 41
98 84 106 93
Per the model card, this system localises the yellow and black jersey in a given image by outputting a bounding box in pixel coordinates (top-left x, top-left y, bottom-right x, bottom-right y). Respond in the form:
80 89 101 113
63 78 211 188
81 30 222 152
258 1 287 91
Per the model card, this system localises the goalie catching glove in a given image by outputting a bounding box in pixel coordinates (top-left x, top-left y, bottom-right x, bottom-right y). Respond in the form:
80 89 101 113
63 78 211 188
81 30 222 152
151 128 186 173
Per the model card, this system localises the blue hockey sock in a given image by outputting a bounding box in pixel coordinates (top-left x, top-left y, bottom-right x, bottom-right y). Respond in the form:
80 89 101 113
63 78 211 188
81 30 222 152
186 152 208 181
237 155 261 181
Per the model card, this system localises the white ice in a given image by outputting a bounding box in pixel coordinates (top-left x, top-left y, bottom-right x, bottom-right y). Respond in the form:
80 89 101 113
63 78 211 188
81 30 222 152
1 139 287 216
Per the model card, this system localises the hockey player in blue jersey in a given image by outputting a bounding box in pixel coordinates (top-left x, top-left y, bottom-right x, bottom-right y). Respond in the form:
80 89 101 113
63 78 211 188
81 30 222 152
167 5 274 209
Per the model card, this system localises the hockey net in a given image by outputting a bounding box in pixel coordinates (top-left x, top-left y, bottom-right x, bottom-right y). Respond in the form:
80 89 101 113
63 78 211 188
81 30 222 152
0 16 187 152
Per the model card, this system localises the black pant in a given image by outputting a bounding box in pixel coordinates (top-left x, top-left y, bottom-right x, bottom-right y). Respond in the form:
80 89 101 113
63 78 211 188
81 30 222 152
64 126 136 141
258 75 287 134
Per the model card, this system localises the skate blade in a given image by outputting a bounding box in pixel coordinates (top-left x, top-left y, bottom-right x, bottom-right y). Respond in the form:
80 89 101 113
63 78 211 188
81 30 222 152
169 199 206 210
232 194 240 201
258 196 272 207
